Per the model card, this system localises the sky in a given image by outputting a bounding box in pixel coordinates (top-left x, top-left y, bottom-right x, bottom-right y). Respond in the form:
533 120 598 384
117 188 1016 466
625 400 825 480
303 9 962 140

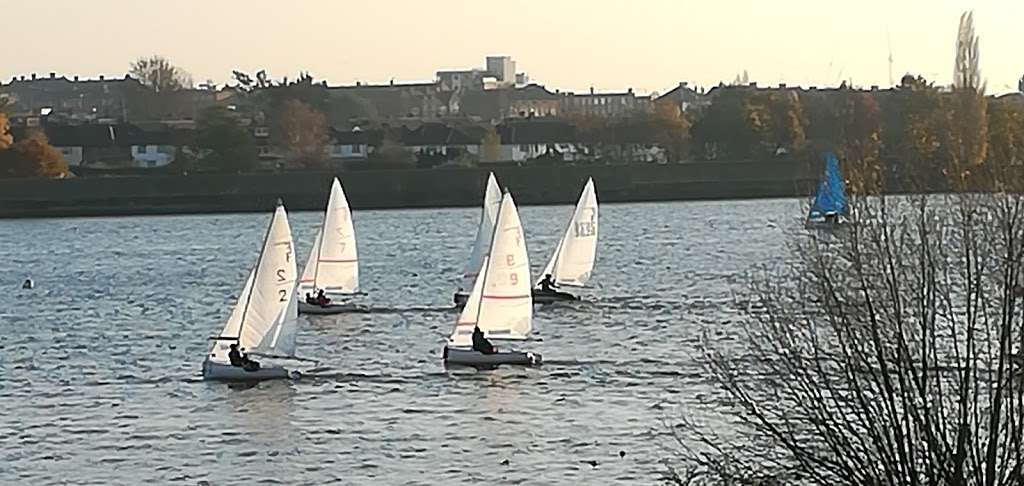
3 0 1022 95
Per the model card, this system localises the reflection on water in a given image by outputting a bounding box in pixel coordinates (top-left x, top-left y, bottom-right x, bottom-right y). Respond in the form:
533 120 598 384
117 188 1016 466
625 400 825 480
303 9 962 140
0 199 802 484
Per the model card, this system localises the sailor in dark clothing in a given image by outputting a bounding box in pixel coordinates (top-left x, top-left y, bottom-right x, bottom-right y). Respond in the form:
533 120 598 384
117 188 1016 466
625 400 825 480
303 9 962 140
305 292 316 305
228 343 261 371
471 325 497 355
538 274 558 293
316 289 331 306
824 212 838 224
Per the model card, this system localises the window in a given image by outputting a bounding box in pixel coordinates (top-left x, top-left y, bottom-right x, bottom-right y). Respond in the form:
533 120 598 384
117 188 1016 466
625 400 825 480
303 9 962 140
254 127 269 138
352 144 362 154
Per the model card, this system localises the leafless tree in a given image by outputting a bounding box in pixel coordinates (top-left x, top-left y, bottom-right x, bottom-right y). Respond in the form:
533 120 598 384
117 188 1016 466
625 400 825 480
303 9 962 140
668 161 1024 486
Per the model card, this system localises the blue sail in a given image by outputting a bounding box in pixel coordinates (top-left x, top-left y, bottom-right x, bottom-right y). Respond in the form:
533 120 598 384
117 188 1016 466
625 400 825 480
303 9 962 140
808 152 847 218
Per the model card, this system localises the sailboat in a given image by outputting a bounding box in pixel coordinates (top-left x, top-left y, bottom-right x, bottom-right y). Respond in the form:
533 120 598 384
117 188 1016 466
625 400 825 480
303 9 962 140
443 191 542 368
533 178 598 304
453 172 502 307
298 178 360 315
203 201 302 381
805 152 849 229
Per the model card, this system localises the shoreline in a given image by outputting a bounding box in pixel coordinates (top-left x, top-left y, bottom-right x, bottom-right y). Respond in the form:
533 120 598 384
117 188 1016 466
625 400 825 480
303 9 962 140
0 162 815 219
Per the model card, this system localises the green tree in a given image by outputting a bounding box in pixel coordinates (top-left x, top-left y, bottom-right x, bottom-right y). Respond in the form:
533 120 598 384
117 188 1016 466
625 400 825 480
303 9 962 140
195 107 257 172
692 87 759 159
274 99 328 169
887 75 949 188
839 91 884 192
744 90 807 156
129 55 193 93
987 99 1024 167
648 102 692 162
947 10 988 189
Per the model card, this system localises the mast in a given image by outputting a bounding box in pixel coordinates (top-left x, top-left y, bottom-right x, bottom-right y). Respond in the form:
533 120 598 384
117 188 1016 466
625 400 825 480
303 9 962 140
235 203 277 342
474 191 507 326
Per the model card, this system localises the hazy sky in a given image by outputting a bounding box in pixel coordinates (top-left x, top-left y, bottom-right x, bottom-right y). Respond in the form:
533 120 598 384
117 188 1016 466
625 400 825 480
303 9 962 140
4 0 1022 94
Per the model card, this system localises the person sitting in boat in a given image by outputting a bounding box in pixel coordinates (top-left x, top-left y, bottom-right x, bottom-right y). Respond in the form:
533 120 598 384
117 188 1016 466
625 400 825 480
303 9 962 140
824 212 838 224
305 292 317 305
228 343 261 372
471 325 497 355
315 289 331 307
538 274 559 293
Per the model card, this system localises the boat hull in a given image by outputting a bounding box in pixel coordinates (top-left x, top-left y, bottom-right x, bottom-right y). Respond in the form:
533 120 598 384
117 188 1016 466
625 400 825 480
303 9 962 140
202 360 295 382
442 346 542 368
805 218 852 231
532 289 578 304
298 301 358 315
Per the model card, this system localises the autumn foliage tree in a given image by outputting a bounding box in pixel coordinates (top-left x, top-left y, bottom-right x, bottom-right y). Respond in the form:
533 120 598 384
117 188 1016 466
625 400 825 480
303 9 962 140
0 130 68 178
274 99 329 169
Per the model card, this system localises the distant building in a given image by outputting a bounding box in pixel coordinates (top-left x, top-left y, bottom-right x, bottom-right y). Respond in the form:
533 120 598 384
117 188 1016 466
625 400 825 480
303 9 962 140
493 120 580 162
656 82 708 114
0 72 220 124
485 56 516 86
11 122 181 170
437 56 525 91
562 88 653 117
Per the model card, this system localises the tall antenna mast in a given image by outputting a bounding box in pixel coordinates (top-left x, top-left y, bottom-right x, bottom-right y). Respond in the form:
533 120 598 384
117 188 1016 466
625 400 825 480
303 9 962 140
886 27 895 86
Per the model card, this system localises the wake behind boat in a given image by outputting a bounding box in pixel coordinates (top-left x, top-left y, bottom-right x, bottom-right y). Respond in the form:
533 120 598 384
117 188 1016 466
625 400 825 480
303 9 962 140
453 172 502 307
805 152 850 230
443 191 541 368
533 178 599 304
202 201 305 382
299 178 361 315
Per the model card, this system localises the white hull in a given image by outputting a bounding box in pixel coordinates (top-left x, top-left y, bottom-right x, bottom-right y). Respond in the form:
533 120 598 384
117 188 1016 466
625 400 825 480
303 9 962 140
805 218 852 231
202 360 295 381
532 289 579 304
442 346 541 368
298 301 358 315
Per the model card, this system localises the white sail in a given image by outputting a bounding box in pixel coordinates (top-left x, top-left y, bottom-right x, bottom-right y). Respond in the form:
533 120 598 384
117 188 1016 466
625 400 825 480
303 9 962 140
207 204 299 364
537 178 599 287
450 257 488 347
452 192 532 342
300 178 359 294
459 173 502 291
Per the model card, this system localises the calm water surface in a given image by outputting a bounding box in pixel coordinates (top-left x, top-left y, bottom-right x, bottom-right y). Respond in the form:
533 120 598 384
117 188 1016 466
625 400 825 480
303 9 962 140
0 199 801 485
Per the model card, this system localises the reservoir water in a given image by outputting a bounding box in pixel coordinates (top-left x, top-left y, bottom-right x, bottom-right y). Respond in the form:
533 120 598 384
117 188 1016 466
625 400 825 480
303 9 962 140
0 199 799 485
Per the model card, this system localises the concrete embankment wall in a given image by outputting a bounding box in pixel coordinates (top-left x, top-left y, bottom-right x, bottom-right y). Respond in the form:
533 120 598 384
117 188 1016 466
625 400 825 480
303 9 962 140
0 161 815 218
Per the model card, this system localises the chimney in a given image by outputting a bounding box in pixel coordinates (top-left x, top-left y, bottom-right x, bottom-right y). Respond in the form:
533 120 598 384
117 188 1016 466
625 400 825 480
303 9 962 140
99 75 105 81
779 83 787 89
50 72 56 79
589 86 595 95
748 82 757 88
870 85 879 91
73 75 79 82
680 81 688 89
31 73 37 80
627 87 633 94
